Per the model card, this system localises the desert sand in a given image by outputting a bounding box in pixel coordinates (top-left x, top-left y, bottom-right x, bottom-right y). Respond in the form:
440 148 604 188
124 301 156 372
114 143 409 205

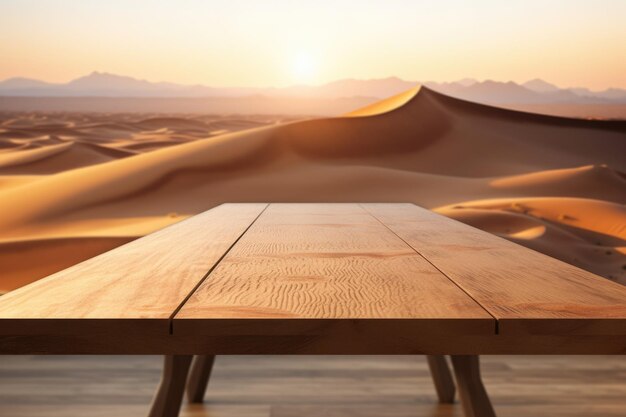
0 87 624 293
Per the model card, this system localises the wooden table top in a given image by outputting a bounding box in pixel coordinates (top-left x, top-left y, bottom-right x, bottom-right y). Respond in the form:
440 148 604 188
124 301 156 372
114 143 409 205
1 203 625 354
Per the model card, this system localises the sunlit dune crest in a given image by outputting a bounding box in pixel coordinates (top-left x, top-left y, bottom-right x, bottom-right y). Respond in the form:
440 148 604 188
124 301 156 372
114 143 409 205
0 88 625 293
344 86 421 117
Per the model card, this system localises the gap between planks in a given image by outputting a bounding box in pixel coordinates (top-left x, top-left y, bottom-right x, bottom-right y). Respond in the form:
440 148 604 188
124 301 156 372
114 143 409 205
358 203 500 335
167 203 499 335
166 203 270 334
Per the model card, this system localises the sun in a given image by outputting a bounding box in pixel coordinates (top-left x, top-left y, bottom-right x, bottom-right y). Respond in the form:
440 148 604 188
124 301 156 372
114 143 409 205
291 51 318 83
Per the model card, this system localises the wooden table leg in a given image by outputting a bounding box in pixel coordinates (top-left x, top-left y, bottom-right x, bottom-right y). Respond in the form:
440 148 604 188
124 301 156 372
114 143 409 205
426 355 455 403
148 355 193 417
186 355 216 403
450 355 496 417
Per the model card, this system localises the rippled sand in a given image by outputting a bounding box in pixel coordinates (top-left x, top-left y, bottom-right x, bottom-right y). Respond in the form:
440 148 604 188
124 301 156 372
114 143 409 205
1 88 624 293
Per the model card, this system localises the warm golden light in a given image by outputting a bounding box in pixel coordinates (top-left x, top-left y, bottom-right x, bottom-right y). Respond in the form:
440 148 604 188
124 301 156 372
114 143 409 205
291 51 318 83
0 1 625 89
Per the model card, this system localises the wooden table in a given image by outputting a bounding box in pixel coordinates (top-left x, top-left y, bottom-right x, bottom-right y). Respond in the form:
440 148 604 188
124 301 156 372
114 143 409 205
1 203 625 417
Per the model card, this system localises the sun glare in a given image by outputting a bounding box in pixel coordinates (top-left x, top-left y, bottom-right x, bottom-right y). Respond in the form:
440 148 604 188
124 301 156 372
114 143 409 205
291 51 318 83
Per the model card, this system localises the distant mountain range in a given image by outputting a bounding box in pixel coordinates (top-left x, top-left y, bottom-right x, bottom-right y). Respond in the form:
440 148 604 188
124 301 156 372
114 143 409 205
1 72 625 105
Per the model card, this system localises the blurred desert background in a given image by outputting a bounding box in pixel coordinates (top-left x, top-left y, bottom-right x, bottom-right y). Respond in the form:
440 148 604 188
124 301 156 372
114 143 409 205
1 1 626 416
1 85 624 294
2 1 626 295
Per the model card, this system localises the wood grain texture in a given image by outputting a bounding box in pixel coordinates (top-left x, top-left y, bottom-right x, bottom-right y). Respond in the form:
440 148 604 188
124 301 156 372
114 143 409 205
362 203 626 336
2 202 624 355
0 203 267 336
175 204 493 334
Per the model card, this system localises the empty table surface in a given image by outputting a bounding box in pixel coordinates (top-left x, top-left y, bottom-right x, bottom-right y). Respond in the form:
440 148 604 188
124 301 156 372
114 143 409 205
1 203 625 354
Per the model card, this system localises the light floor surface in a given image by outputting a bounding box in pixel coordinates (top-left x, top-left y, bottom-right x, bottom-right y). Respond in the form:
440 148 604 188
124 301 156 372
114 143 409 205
0 355 624 417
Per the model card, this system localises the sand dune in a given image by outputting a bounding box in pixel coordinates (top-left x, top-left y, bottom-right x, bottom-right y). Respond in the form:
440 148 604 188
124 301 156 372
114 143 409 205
438 197 625 281
0 87 624 292
0 113 296 174
489 165 626 202
0 141 137 174
0 236 135 293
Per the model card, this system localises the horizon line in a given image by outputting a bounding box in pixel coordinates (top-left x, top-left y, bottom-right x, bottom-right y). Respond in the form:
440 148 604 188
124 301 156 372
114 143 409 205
1 71 623 93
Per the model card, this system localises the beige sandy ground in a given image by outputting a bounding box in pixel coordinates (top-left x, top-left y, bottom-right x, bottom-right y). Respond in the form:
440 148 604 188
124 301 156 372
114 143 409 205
0 87 624 293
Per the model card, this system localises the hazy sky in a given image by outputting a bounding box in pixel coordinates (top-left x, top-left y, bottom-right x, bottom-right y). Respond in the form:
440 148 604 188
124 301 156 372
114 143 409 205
1 0 625 89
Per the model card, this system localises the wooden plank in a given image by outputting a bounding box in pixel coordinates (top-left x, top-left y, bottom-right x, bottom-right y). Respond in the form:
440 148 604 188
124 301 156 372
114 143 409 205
362 203 626 337
2 325 625 354
174 203 495 343
0 203 267 338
